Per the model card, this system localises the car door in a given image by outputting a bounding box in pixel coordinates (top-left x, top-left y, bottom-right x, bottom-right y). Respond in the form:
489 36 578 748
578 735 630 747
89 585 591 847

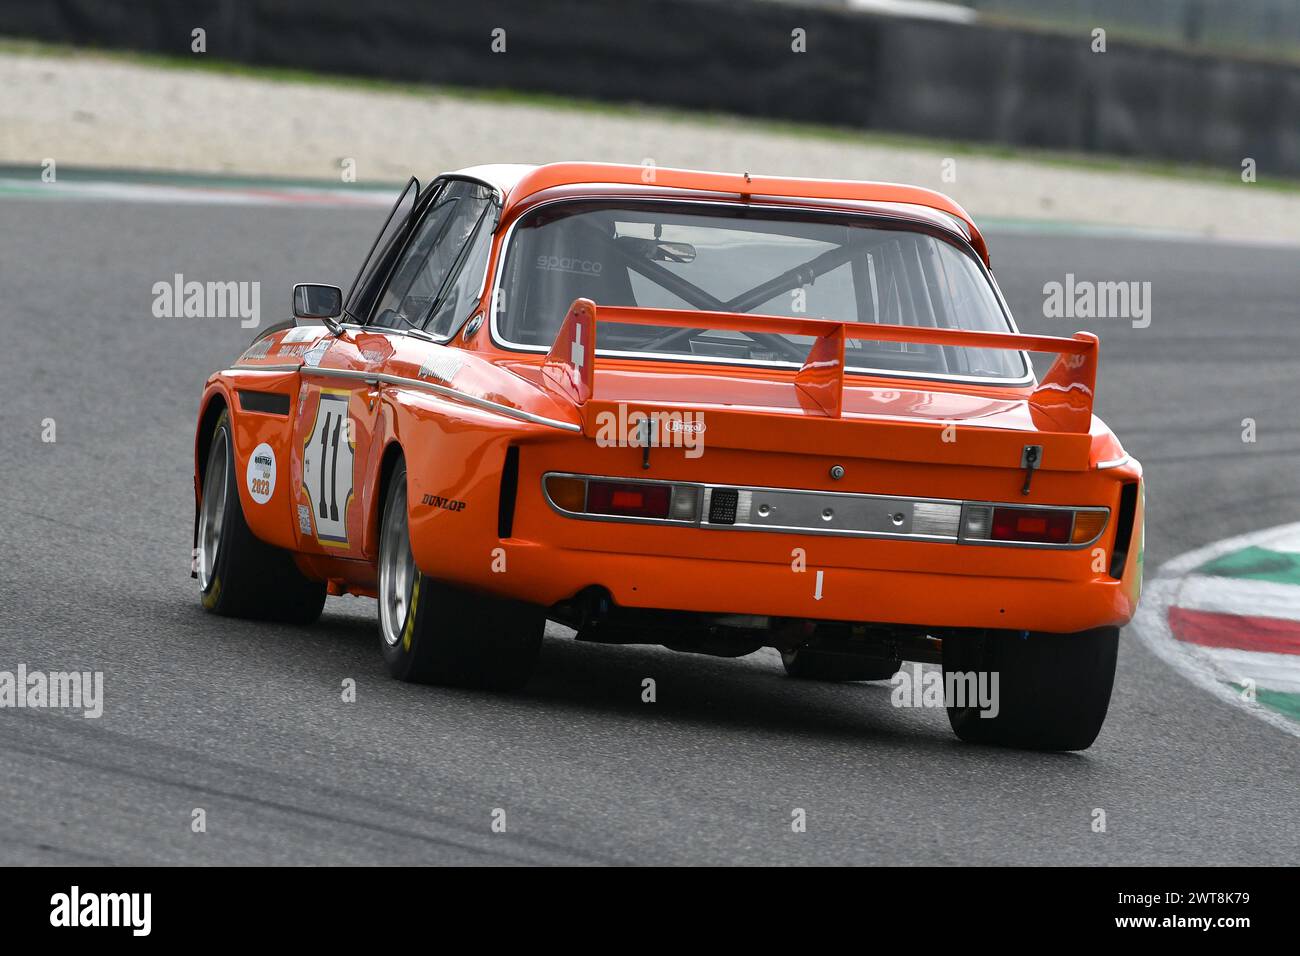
291 179 496 562
292 330 380 560
289 179 421 560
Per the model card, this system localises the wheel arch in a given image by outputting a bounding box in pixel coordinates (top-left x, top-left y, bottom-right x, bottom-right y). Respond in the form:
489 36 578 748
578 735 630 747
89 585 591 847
370 438 407 555
195 390 231 498
192 388 232 574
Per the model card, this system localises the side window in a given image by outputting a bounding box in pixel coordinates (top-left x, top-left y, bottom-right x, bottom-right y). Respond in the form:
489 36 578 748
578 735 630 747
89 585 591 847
370 181 492 331
425 195 495 338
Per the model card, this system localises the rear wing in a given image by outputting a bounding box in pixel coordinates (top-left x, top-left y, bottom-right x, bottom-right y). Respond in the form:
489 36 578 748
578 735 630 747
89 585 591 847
542 298 1098 433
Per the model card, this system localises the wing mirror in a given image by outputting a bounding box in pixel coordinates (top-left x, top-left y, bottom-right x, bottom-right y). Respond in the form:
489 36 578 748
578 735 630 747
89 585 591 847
292 283 345 335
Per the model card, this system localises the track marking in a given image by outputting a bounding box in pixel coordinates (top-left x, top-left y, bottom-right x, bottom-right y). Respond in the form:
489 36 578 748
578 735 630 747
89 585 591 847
1169 575 1300 623
1132 521 1300 739
0 177 396 208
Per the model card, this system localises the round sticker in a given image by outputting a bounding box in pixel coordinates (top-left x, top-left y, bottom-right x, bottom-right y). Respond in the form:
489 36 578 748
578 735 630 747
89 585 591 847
246 442 276 505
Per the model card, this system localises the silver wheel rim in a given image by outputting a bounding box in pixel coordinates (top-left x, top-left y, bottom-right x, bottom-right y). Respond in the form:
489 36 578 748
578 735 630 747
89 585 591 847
379 478 416 647
198 432 229 592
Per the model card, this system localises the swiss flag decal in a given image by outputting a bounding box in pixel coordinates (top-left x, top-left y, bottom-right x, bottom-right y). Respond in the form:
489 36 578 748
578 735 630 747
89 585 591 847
543 298 597 405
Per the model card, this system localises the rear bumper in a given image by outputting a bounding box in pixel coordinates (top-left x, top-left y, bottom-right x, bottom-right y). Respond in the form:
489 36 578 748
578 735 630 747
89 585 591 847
403 436 1144 636
457 542 1138 633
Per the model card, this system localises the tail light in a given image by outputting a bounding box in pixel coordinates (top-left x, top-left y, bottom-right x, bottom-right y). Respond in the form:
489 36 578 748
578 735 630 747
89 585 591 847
1070 510 1108 545
588 481 672 519
544 475 586 513
991 507 1071 544
544 475 700 522
963 504 1107 546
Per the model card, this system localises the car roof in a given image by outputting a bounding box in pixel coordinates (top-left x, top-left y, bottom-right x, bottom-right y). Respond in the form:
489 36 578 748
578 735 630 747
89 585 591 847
448 162 987 261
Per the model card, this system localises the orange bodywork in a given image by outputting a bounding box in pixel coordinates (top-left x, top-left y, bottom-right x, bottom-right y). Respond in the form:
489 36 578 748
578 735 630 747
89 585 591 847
194 163 1144 638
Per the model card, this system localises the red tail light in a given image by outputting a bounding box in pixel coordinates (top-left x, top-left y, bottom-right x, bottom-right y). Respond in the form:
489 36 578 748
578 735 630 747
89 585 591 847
587 481 672 519
990 507 1072 544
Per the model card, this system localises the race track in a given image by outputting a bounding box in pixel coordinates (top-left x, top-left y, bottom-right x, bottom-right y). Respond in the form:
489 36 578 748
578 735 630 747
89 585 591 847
1 193 1297 865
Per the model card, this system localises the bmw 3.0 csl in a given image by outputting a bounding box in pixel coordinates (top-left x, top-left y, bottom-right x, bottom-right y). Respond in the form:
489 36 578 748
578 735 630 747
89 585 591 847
192 163 1143 750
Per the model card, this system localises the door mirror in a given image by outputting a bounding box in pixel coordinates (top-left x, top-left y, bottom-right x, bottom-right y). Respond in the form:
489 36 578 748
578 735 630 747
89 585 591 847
293 283 343 326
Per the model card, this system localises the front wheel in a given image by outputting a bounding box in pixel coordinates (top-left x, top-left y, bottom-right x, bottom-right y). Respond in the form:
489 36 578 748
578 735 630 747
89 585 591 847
377 459 542 690
942 627 1119 751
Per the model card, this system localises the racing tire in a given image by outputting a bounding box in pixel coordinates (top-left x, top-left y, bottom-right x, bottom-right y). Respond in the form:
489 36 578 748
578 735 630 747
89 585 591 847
377 460 543 690
197 410 327 623
781 648 901 682
942 627 1119 751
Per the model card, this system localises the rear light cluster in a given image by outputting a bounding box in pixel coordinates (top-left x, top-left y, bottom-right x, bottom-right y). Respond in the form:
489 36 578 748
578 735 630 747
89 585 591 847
546 475 700 522
961 504 1106 546
544 472 1109 549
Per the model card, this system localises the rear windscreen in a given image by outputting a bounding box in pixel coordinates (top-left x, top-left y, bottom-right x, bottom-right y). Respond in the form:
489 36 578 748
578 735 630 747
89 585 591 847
495 201 1027 381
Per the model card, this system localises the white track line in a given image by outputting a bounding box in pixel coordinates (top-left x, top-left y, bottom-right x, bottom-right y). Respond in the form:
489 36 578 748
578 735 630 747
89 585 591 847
1186 646 1300 694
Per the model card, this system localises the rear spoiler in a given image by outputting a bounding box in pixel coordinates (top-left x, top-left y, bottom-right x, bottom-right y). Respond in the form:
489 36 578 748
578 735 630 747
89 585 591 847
542 298 1098 433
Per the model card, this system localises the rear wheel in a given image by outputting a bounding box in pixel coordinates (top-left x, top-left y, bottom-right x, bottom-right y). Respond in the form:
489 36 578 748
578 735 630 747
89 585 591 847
781 648 901 682
377 460 542 690
197 410 326 623
942 627 1119 751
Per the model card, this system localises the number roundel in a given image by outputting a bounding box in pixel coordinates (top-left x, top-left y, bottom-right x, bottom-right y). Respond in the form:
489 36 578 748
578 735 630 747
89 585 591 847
246 442 276 505
301 390 356 545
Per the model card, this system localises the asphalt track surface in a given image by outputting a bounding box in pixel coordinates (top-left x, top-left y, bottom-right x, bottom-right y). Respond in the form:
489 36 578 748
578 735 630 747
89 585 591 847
1 196 1297 865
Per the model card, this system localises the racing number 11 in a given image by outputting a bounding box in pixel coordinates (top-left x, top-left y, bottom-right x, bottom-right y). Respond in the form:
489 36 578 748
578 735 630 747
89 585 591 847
305 392 355 545
318 412 342 521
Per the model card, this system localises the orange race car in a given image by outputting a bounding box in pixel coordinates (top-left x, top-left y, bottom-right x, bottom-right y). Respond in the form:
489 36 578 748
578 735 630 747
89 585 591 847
192 163 1143 750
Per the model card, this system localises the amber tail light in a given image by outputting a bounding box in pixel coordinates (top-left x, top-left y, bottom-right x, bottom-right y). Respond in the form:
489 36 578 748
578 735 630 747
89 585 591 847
1070 510 1108 545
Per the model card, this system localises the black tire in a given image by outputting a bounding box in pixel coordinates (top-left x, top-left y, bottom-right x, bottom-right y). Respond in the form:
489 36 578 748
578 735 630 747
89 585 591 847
197 410 326 623
781 648 901 682
943 627 1119 751
377 460 542 690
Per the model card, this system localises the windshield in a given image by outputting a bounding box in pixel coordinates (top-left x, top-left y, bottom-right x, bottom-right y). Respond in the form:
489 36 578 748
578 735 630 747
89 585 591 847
495 201 1027 381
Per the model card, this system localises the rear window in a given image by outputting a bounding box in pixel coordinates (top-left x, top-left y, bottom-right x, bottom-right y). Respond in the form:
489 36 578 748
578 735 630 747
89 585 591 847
494 201 1027 381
